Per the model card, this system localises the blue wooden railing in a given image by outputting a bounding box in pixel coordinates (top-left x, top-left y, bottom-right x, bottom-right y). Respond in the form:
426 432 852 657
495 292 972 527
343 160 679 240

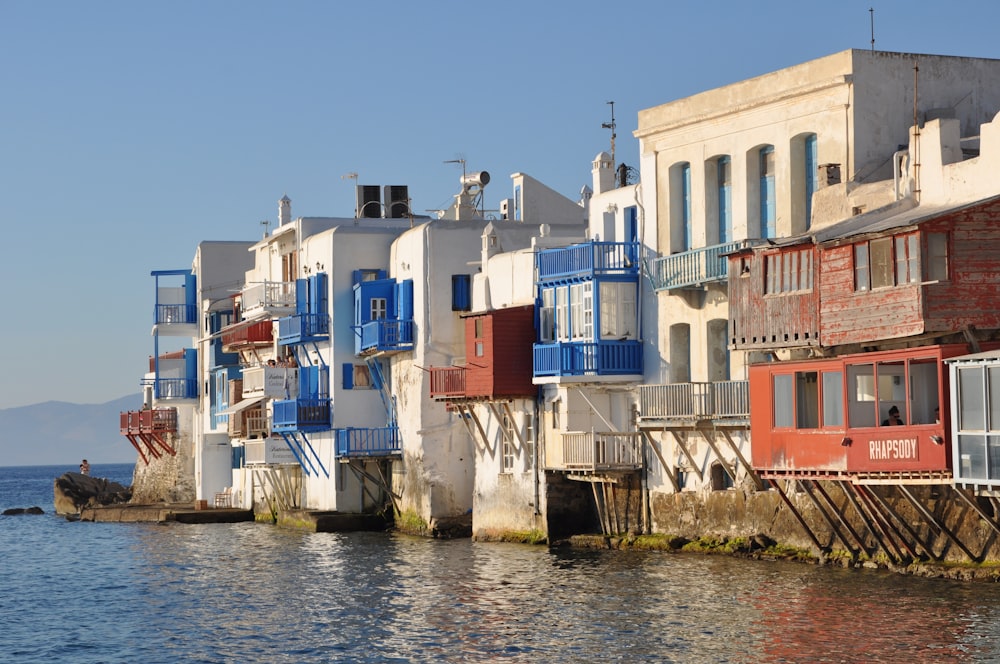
533 340 642 377
358 319 415 353
335 426 401 457
277 313 330 344
536 241 640 282
647 241 740 291
154 303 197 325
144 378 198 400
272 397 331 432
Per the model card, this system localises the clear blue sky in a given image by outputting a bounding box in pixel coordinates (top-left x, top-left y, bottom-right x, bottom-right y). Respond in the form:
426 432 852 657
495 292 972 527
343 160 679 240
2 1 999 409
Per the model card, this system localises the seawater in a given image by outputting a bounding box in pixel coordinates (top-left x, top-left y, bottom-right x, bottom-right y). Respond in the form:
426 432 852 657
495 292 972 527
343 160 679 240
3 464 1000 663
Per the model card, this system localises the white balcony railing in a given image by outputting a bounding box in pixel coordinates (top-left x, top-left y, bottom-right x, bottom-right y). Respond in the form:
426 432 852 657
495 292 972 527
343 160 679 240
548 432 643 472
242 366 299 399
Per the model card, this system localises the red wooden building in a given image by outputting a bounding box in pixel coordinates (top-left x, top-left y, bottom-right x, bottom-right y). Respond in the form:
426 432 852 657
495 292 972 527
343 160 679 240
429 305 536 402
730 195 1000 354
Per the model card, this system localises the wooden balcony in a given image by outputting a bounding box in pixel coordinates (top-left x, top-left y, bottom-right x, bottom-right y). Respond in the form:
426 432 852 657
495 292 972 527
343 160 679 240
119 408 178 464
241 281 296 317
335 426 401 458
277 313 329 344
221 319 274 352
272 398 331 432
533 340 642 378
227 405 269 439
648 241 742 291
357 319 415 355
536 241 639 282
429 366 466 399
638 381 749 424
545 432 643 472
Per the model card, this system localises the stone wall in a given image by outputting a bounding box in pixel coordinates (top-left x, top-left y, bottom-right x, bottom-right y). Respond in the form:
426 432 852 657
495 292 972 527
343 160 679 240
129 433 195 504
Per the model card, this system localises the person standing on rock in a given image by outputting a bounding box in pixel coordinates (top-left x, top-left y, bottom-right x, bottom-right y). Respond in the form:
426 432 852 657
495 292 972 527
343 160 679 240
80 459 90 476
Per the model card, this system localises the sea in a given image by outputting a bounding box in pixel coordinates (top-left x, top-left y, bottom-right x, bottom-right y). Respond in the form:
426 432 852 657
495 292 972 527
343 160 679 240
3 463 1000 663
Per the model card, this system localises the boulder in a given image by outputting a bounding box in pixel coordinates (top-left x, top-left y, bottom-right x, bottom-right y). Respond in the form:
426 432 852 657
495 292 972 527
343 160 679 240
54 472 132 516
2 506 44 516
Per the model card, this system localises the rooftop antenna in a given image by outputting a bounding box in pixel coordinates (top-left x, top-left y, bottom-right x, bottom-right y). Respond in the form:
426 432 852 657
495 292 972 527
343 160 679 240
260 219 270 238
444 158 467 181
341 172 359 216
869 7 875 51
602 101 617 166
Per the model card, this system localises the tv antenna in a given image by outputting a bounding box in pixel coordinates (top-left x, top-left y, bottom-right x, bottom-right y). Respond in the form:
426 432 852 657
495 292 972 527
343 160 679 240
869 7 875 51
260 219 270 238
602 101 617 166
444 158 467 180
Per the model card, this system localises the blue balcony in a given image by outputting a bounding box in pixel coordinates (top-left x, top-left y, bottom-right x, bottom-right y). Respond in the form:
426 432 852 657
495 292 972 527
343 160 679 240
533 340 642 378
537 241 639 283
647 241 741 291
278 313 330 344
272 398 331 432
154 303 198 325
335 426 401 458
357 319 415 355
143 377 198 400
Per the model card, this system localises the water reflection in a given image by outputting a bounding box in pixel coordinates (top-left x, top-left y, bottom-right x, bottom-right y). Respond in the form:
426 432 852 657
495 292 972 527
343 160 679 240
7 516 1000 663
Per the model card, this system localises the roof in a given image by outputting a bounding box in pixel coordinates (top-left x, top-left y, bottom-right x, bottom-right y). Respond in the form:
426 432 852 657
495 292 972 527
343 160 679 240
944 349 1000 364
770 193 1000 248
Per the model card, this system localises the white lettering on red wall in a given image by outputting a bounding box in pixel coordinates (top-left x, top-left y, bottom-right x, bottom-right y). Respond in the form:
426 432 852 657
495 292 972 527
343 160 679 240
868 438 919 461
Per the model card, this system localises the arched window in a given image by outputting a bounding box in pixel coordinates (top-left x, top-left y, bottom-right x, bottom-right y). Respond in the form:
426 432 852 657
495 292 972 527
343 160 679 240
680 163 692 251
717 156 732 243
669 162 692 253
669 323 691 383
804 134 817 230
759 146 775 239
710 462 734 491
707 319 730 381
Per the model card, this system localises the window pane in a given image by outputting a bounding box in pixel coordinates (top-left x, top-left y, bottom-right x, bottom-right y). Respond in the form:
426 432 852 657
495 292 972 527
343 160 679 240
870 238 894 288
959 435 987 479
908 358 939 424
822 371 844 426
895 236 908 285
990 435 1000 480
796 371 819 428
959 367 986 431
556 286 568 341
848 363 877 428
907 235 919 283
854 244 869 291
774 374 793 427
926 232 949 281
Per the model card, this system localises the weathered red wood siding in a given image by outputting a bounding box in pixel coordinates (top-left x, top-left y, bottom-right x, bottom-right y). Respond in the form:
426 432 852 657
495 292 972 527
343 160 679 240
464 305 535 399
821 199 1000 346
728 248 819 351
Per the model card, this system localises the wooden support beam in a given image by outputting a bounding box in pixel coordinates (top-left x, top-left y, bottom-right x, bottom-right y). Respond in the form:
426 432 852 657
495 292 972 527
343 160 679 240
717 428 766 491
897 485 978 562
501 402 527 452
640 430 680 492
951 487 1000 537
770 479 824 552
812 481 869 557
853 485 911 563
669 430 703 481
837 480 881 554
465 405 494 457
875 486 942 561
799 480 857 556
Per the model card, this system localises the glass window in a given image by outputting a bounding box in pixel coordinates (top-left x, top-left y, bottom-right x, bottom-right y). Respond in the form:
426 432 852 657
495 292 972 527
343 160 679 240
959 366 986 431
822 371 844 427
877 361 907 425
990 367 1000 430
774 374 793 428
854 243 870 291
718 156 732 243
926 232 949 281
870 238 894 289
959 435 987 480
909 357 939 423
848 363 877 428
371 298 387 320
570 284 584 339
600 282 636 339
796 371 819 428
582 283 593 339
681 163 692 251
760 146 776 239
804 134 817 230
555 286 568 341
540 288 554 343
474 318 484 338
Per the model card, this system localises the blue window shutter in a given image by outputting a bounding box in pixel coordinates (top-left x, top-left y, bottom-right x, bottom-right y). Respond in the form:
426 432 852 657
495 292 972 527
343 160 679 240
314 272 328 315
352 270 363 286
452 275 471 312
342 363 354 390
625 206 638 243
760 146 775 239
377 270 387 280
805 134 817 230
681 163 692 251
398 279 414 319
184 273 197 309
294 278 308 315
184 348 198 389
718 156 731 244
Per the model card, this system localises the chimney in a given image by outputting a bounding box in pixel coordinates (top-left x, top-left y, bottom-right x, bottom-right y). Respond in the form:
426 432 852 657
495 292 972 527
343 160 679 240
278 195 291 226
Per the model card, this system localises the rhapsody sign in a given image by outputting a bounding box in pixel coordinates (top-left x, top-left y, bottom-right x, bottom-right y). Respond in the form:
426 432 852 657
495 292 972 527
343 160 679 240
869 438 918 461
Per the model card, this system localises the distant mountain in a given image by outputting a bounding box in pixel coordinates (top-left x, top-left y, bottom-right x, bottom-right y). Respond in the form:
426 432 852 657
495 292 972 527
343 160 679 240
0 394 143 467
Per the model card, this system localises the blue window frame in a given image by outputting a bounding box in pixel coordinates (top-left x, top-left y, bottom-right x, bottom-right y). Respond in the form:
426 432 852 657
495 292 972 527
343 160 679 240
804 134 817 230
625 206 638 244
452 274 471 312
760 146 775 239
681 163 692 251
717 156 732 243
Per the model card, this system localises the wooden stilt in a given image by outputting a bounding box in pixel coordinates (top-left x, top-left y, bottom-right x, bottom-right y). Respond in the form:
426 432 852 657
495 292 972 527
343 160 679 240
897 485 978 562
812 481 869 557
718 428 766 491
951 486 1000 537
770 479 824 552
799 480 857 555
640 430 680 492
853 485 911 563
670 431 703 481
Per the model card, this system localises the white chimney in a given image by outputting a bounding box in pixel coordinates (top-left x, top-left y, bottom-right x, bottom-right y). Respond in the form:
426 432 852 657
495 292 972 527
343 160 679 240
278 195 291 226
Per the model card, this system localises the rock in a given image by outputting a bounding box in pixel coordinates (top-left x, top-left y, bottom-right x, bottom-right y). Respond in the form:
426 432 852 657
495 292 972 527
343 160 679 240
53 472 131 516
2 507 44 516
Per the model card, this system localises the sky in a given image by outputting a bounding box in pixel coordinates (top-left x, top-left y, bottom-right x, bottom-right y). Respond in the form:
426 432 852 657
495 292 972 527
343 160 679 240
3 0 1000 410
